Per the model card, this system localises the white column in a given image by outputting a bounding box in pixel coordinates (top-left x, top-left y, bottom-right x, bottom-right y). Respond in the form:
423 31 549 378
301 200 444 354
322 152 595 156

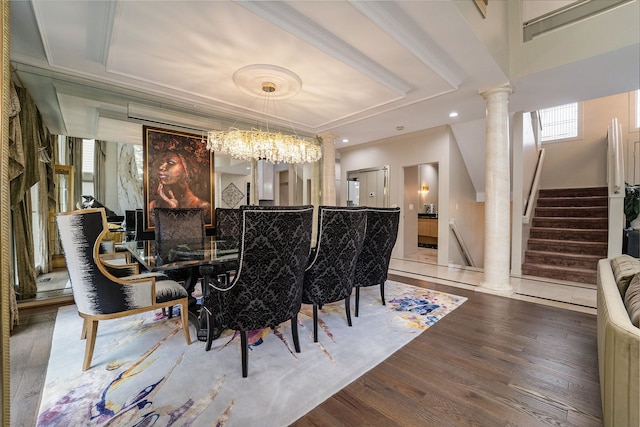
478 83 514 295
319 133 336 206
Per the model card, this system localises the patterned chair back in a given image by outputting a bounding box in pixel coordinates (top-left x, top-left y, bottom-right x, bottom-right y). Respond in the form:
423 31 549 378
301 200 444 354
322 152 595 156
354 207 401 288
153 207 206 262
154 207 206 242
215 207 241 246
302 206 368 305
208 205 314 331
56 208 154 315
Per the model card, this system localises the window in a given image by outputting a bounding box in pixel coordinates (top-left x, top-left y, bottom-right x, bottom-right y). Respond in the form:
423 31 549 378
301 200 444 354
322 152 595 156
538 102 580 142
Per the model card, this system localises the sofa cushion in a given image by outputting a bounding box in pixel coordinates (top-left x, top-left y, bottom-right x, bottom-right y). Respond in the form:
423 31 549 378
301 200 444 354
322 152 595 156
611 255 640 296
624 273 640 328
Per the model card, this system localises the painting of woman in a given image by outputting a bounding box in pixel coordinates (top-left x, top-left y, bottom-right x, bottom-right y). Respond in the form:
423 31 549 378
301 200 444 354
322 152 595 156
144 126 213 229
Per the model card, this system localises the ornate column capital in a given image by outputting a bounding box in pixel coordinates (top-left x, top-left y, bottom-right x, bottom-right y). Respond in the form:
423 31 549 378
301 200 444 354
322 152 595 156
478 82 514 100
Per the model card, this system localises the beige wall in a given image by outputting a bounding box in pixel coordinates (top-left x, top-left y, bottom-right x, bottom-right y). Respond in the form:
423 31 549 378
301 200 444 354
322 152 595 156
540 91 640 189
403 165 419 258
447 127 485 267
339 125 484 267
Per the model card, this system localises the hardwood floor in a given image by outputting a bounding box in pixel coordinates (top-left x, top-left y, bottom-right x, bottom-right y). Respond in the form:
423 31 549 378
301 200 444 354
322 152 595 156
292 274 602 427
10 275 602 427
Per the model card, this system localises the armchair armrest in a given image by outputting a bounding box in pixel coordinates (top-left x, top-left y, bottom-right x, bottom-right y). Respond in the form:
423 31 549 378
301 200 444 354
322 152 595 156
102 262 140 279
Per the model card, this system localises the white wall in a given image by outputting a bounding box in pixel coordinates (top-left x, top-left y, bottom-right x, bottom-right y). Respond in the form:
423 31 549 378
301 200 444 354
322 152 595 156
509 1 640 80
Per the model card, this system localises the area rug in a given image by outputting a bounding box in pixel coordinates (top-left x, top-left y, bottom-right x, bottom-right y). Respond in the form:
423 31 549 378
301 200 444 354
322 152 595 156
36 281 466 426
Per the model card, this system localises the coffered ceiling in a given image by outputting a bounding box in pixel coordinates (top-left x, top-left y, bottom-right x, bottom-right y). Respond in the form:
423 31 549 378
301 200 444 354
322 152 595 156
10 0 510 147
9 0 640 161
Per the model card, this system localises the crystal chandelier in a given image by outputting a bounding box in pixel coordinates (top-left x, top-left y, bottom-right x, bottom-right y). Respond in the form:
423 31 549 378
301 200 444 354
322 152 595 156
206 82 321 164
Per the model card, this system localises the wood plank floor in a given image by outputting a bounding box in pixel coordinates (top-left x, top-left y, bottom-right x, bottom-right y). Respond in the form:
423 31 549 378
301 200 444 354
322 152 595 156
292 274 602 427
10 275 602 427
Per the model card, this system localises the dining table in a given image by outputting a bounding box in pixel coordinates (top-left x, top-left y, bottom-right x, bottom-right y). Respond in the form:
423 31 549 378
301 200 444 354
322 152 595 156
121 237 239 340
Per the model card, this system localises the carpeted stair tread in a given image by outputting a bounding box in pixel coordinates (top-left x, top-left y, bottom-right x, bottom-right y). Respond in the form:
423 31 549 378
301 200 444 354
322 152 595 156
532 217 608 229
521 263 597 284
534 206 608 218
527 238 608 256
539 187 608 197
523 186 607 284
537 196 608 208
524 250 601 270
529 227 608 242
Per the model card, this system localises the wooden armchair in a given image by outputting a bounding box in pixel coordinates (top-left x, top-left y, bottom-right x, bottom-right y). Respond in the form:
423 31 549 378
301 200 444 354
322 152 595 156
56 208 191 371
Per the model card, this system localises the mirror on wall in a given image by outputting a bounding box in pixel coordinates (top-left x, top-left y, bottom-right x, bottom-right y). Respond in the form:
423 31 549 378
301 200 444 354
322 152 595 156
346 166 389 208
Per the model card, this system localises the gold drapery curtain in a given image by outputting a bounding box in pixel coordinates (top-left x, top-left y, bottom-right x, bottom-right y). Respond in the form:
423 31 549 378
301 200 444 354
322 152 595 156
12 86 49 301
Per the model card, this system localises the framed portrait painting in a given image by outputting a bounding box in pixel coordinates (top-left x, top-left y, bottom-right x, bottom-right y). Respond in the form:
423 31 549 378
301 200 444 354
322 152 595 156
143 126 214 231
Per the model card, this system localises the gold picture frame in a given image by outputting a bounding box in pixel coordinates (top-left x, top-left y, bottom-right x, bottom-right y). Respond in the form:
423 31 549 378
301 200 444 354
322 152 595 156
143 126 214 231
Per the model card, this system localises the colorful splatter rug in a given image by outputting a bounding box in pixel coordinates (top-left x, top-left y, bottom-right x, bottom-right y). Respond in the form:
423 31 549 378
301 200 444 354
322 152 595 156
37 281 466 426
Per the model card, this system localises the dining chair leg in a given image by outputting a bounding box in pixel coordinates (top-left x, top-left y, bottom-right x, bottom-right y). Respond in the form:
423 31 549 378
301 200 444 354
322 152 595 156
291 314 301 353
241 330 248 378
380 282 386 305
83 318 99 371
344 296 352 327
312 304 319 342
205 310 214 351
81 318 88 340
355 286 360 318
180 300 191 344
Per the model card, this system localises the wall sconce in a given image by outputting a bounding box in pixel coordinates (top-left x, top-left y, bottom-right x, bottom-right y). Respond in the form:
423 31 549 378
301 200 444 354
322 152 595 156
420 185 430 193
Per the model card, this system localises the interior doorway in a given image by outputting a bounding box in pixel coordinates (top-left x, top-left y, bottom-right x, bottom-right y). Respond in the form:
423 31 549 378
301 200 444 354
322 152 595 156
402 163 439 264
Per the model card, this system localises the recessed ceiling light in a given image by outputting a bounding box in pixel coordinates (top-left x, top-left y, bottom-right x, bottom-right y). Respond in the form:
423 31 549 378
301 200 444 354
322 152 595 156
342 138 349 143
396 126 404 131
449 112 459 118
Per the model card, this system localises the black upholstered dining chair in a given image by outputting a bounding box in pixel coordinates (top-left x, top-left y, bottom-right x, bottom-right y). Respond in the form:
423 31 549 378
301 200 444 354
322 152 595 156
56 208 191 371
353 207 401 317
302 206 367 342
203 205 314 377
153 207 206 318
214 207 241 284
154 207 206 245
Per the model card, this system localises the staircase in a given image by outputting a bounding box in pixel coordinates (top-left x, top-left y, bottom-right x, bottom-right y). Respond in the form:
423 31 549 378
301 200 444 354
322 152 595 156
522 187 608 285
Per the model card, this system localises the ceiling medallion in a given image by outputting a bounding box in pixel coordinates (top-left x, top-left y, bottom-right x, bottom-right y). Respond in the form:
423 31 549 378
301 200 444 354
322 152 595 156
207 65 321 164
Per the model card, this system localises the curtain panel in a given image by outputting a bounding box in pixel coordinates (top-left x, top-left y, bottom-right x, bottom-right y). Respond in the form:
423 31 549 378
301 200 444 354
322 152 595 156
12 86 46 301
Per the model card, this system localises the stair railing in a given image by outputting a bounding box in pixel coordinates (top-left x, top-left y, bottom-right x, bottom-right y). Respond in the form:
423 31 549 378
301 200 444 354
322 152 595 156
449 218 475 267
523 147 546 224
607 117 625 258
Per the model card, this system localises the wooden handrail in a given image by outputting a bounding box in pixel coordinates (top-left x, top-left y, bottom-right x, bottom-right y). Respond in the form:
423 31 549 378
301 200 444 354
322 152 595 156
523 148 545 224
449 218 475 267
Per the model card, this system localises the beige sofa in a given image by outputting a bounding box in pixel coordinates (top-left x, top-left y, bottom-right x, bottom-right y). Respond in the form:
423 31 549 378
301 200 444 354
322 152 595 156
596 258 640 427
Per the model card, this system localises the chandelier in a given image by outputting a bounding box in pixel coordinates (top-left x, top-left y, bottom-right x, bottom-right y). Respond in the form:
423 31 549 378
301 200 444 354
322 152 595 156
206 81 321 164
